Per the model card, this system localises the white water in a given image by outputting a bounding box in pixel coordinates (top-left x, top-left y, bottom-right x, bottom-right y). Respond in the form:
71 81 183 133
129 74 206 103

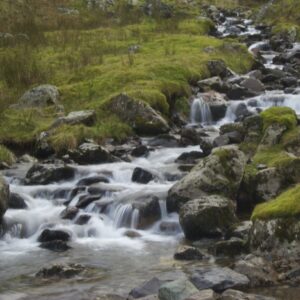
190 97 213 124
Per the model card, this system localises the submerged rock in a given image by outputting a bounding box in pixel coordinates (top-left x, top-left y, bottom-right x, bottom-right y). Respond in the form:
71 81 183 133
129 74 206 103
38 229 71 243
36 263 84 278
179 195 237 240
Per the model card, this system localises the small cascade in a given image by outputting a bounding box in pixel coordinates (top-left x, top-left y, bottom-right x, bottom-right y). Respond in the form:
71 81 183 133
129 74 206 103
112 204 134 228
131 209 139 229
190 97 212 125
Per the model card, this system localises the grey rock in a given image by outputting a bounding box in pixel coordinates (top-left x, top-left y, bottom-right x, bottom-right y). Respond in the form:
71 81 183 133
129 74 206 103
190 267 249 292
174 245 204 260
167 145 246 212
179 195 237 240
184 290 217 300
201 92 228 121
240 77 265 93
220 289 276 300
36 263 84 278
0 176 9 225
107 94 169 135
52 110 96 128
158 279 198 300
25 164 76 185
130 277 164 299
19 85 60 108
212 237 248 257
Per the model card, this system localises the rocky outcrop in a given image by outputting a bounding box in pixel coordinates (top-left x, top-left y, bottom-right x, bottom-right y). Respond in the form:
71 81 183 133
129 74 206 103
0 176 9 225
179 195 237 240
107 94 170 135
167 145 246 212
25 164 76 185
51 110 96 128
68 143 117 165
18 85 60 108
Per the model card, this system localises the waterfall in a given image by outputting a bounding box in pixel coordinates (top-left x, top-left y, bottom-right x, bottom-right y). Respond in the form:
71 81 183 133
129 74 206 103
190 97 212 125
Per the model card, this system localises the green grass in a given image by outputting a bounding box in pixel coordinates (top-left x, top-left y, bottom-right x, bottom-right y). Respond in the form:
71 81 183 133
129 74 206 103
252 184 300 220
261 107 297 132
0 144 16 165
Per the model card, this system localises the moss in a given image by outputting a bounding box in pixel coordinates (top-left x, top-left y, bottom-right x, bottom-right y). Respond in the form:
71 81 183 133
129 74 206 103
0 145 16 165
260 107 297 132
239 141 259 157
282 126 300 151
252 184 300 220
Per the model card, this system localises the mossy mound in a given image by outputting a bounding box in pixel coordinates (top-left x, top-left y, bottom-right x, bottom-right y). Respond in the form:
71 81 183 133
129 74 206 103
252 184 300 220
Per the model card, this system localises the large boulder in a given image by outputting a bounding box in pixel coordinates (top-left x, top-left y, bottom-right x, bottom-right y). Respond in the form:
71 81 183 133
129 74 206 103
179 195 238 240
68 143 117 165
190 267 249 292
0 176 9 225
107 94 170 135
25 164 76 185
167 145 246 212
18 85 60 108
51 110 96 128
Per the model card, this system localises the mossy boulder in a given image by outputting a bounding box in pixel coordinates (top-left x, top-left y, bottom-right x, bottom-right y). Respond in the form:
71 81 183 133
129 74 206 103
107 93 170 135
250 185 300 250
179 195 238 240
167 145 246 212
0 175 9 225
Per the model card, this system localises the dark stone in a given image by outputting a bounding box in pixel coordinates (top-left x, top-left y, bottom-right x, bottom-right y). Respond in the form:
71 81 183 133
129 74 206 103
131 145 150 157
38 229 71 243
60 207 79 220
211 238 248 257
25 164 76 185
40 240 71 252
36 263 84 278
132 167 155 184
174 245 204 260
175 151 205 164
129 277 164 298
148 134 180 148
213 135 230 147
76 175 109 186
8 193 27 209
76 195 102 209
75 214 91 225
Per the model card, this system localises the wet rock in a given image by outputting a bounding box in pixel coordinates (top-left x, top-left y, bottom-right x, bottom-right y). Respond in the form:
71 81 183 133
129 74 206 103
148 134 180 148
38 229 71 243
281 76 297 88
213 135 230 147
159 221 181 234
131 145 150 157
174 245 204 260
167 145 246 212
25 164 76 185
129 277 164 298
226 221 252 240
18 85 60 108
8 193 27 209
60 207 79 220
240 77 265 93
51 110 96 128
235 103 253 121
190 267 249 292
179 195 237 240
68 143 116 165
0 176 9 225
220 289 276 300
107 94 169 135
226 84 257 100
40 240 71 252
184 289 217 300
212 238 248 257
179 127 207 146
201 92 228 121
198 76 229 93
75 214 91 225
175 151 205 164
36 263 84 278
158 278 198 300
132 167 155 184
76 175 109 186
124 230 142 239
76 195 102 209
132 195 161 229
234 255 278 287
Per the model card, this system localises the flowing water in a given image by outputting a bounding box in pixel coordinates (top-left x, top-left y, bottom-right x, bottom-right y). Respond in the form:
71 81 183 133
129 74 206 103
1 7 300 300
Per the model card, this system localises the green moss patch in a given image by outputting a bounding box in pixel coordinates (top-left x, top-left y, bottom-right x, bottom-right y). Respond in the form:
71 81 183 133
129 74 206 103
0 144 16 165
252 184 300 220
